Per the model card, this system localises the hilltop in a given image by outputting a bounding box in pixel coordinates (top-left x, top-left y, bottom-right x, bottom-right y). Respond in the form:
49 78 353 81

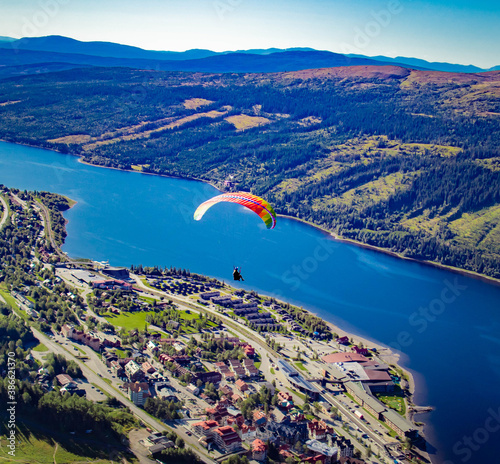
0 65 499 277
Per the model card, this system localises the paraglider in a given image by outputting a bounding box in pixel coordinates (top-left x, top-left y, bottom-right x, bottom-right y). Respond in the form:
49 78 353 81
233 266 244 281
194 192 277 280
193 191 277 229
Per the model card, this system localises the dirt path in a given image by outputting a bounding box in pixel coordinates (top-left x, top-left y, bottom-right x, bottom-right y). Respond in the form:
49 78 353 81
52 442 58 464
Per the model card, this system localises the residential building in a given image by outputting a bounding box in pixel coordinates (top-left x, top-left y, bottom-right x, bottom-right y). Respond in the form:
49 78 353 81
142 361 156 375
186 384 200 395
308 420 334 441
382 408 418 439
235 379 248 394
352 346 369 356
244 345 255 357
253 410 267 426
127 381 150 406
194 371 222 385
192 420 220 438
252 438 267 461
213 426 242 453
125 360 145 382
56 373 74 387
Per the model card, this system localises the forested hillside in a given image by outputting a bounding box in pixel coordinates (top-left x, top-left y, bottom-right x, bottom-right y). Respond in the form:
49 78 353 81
0 65 499 277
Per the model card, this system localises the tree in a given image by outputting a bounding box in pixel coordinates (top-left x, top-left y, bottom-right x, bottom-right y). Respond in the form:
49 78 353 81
175 436 185 448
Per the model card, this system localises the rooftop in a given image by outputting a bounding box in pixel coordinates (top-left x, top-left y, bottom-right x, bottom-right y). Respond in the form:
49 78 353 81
321 352 369 364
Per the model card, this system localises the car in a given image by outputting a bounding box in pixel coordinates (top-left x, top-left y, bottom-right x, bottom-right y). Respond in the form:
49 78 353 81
186 430 192 436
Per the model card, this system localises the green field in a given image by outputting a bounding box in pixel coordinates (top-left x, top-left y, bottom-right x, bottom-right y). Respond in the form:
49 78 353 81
103 308 213 334
0 421 136 464
103 310 156 331
376 391 406 416
294 362 307 371
33 342 49 352
0 288 19 309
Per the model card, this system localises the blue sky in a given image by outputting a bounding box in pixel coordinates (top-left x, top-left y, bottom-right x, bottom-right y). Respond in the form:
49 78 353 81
1 0 499 68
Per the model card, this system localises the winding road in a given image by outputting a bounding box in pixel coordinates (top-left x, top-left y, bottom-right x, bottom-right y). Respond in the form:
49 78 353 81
0 194 9 229
31 328 215 464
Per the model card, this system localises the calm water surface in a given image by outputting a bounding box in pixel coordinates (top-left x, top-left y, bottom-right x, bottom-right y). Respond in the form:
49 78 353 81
1 141 500 463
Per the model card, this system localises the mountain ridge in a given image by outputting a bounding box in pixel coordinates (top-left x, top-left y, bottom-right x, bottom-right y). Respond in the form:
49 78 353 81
0 35 497 75
0 46 426 79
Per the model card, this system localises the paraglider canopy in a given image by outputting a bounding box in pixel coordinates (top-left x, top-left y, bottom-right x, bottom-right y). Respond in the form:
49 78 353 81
193 191 277 229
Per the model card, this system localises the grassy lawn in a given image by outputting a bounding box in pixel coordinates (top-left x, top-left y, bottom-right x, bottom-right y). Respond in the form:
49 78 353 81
0 288 19 309
103 310 156 331
181 324 198 334
139 277 156 290
294 362 307 371
0 287 30 321
113 348 128 358
286 387 306 402
376 390 407 416
180 310 200 321
270 368 275 375
0 420 135 464
138 295 157 305
33 342 49 352
255 361 262 369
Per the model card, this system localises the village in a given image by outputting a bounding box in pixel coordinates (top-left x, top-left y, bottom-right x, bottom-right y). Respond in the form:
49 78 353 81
1 187 426 464
34 262 425 464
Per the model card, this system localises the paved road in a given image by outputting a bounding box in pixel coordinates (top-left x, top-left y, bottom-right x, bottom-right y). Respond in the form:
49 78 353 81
132 276 323 406
31 328 215 464
56 271 398 461
0 195 8 229
322 391 396 461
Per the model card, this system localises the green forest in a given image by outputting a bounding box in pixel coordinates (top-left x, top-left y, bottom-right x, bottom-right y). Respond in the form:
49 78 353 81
0 66 499 276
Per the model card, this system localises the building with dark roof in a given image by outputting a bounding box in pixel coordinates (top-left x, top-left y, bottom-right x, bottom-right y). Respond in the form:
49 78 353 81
382 408 418 439
278 360 320 400
266 418 308 445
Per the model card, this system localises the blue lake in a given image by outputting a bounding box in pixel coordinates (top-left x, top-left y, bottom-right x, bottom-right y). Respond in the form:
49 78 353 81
1 140 500 463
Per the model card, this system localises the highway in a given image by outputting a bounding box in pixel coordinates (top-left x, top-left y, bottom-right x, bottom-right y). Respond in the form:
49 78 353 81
322 390 398 461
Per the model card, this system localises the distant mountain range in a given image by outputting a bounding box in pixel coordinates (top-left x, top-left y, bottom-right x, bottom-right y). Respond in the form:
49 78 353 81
0 35 497 78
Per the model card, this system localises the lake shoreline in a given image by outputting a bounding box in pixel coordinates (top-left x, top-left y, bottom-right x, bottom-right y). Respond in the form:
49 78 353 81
2 138 498 287
1 138 451 461
278 213 500 288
